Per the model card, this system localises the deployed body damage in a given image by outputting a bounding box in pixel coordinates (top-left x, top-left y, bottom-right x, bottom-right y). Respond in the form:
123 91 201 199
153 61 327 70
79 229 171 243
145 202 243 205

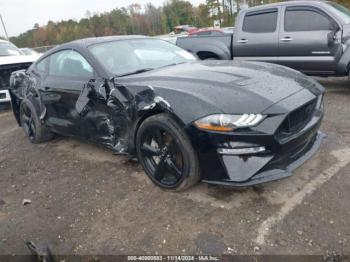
10 71 173 155
9 36 325 189
10 59 325 186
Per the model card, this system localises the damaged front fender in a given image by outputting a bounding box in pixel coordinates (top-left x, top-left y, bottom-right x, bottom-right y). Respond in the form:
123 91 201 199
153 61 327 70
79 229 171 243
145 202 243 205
9 70 44 126
74 78 178 155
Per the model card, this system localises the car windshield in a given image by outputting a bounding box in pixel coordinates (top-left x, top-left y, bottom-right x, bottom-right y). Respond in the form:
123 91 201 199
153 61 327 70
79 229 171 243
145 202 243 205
0 42 23 56
326 2 350 24
89 38 196 77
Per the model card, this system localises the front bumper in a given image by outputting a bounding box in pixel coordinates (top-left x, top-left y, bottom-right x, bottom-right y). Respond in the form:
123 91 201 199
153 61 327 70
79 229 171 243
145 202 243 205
0 89 11 103
202 131 324 187
190 92 324 187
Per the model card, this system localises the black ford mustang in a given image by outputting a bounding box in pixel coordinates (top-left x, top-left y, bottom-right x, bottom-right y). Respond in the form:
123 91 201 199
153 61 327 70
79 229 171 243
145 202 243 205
9 36 325 190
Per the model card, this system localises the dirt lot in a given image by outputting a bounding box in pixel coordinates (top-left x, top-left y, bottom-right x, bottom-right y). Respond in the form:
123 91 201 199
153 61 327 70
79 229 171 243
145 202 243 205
0 77 350 257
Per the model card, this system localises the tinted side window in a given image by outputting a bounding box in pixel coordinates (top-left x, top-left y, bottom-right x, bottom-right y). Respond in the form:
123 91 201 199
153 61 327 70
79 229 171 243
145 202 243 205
243 9 278 33
198 31 211 36
49 50 93 78
36 58 47 72
211 31 224 36
285 8 334 32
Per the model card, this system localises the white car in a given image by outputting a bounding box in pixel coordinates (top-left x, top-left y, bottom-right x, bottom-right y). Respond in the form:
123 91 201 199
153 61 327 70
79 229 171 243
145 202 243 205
0 40 39 106
20 47 42 56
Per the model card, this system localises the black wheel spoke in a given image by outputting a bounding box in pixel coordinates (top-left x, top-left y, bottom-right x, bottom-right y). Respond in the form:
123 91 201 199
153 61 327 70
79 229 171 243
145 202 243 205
166 158 182 178
139 125 186 187
154 157 166 181
167 139 177 154
153 129 164 148
141 143 160 156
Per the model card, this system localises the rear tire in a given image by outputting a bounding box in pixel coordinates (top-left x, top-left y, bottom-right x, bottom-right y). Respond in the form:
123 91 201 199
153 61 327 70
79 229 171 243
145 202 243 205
20 100 54 144
136 113 200 191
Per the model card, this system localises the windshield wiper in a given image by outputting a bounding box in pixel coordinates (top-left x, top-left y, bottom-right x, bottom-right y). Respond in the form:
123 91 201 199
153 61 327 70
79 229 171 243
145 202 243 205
116 68 154 77
115 63 187 78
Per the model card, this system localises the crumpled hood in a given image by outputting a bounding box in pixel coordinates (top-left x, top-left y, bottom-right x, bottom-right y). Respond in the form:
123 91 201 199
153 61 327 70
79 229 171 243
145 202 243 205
0 54 39 66
118 60 320 116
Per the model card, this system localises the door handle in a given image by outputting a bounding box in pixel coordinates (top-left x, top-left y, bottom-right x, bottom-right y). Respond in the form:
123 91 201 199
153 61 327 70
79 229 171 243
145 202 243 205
237 39 248 44
280 36 293 42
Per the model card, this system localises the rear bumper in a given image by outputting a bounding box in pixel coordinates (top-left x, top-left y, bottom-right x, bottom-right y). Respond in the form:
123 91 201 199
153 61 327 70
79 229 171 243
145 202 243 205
202 131 325 187
0 89 11 103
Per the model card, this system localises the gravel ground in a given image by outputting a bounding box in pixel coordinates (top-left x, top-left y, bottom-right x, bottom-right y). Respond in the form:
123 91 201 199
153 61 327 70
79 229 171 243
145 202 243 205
0 77 350 258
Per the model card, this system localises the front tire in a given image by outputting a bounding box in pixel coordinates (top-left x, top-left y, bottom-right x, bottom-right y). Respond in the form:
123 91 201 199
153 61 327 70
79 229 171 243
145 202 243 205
136 113 200 191
20 100 54 144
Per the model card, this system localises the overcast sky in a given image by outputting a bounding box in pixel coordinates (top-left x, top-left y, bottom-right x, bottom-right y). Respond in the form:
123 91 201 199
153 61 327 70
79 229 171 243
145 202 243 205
0 0 206 37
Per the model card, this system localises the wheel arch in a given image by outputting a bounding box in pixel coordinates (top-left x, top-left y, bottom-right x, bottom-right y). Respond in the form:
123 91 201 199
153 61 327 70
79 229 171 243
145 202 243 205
195 45 230 60
129 108 187 154
197 51 220 60
22 96 43 121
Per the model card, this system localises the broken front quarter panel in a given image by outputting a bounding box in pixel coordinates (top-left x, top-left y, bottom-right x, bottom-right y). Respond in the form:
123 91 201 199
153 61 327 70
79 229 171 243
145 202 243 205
9 70 45 125
10 70 186 155
9 36 325 188
72 77 179 154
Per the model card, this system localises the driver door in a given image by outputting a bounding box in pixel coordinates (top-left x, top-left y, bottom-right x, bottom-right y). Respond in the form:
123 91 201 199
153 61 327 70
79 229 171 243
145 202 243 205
40 49 103 137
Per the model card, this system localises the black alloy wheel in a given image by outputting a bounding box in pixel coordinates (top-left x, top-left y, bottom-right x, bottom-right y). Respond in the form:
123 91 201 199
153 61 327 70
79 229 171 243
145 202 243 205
140 126 185 187
136 113 199 190
20 100 54 144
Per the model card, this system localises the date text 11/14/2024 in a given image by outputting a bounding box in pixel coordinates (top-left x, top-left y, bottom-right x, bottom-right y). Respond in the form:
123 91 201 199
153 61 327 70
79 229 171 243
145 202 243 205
127 255 220 261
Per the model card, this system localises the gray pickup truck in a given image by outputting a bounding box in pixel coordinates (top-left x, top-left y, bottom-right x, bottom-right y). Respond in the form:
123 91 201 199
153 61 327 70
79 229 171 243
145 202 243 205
176 0 350 76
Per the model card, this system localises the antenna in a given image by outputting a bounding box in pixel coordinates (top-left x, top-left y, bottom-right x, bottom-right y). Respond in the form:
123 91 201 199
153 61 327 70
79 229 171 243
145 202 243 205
0 14 9 40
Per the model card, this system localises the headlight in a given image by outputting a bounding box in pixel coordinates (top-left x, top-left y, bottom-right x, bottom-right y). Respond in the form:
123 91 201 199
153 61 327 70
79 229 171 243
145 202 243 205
194 114 265 132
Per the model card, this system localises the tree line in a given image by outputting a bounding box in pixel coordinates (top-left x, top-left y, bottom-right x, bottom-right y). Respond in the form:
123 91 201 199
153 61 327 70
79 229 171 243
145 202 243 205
9 0 350 48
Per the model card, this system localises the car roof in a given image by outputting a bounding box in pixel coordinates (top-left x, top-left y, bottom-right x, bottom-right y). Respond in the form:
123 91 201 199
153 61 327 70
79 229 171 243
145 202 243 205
244 0 327 10
37 35 157 78
66 35 148 48
0 39 10 43
194 28 222 32
44 35 150 57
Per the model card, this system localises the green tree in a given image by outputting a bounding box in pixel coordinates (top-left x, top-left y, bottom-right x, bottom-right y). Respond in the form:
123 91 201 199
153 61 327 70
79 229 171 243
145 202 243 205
163 0 195 31
12 0 350 48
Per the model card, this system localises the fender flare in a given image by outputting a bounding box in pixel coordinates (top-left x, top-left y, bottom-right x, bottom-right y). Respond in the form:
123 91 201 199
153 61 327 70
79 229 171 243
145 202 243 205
195 43 231 60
